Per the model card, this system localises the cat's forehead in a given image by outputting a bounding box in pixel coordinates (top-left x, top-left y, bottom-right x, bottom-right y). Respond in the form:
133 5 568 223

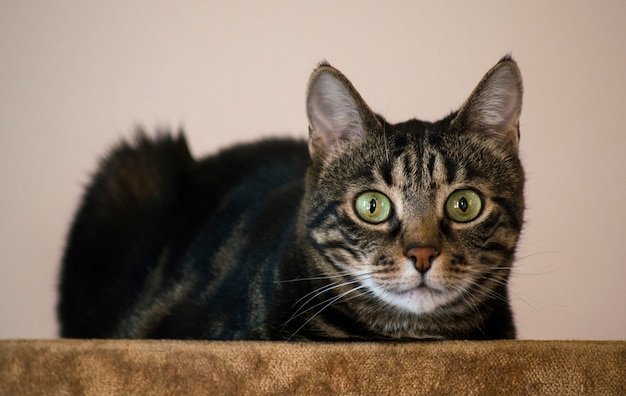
320 114 517 195
377 117 453 151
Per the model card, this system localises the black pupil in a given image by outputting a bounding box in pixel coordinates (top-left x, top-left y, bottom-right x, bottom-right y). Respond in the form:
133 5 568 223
458 196 468 212
369 198 377 214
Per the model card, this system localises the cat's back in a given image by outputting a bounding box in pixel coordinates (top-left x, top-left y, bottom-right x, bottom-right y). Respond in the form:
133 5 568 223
180 137 309 236
58 133 309 338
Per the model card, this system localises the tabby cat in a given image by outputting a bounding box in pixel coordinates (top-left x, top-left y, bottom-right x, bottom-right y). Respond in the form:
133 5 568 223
58 56 524 341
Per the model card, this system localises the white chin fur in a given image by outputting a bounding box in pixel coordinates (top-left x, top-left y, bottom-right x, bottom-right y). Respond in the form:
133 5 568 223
362 277 457 315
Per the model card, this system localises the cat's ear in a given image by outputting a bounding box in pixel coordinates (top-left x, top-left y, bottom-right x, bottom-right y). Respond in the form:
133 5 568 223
306 63 381 161
452 56 523 152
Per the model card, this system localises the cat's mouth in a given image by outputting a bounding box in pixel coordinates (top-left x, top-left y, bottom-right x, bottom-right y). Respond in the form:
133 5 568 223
399 282 442 295
401 275 444 292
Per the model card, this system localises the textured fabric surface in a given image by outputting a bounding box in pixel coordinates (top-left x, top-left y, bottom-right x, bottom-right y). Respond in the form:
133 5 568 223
1 339 624 395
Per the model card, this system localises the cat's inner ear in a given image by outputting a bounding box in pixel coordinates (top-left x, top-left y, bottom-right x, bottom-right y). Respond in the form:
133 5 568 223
306 64 380 161
453 57 523 152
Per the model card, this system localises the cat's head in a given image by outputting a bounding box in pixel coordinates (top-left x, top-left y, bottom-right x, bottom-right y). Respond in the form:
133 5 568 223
300 57 524 338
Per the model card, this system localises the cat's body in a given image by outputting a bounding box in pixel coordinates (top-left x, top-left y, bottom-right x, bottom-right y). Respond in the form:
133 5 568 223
59 57 524 341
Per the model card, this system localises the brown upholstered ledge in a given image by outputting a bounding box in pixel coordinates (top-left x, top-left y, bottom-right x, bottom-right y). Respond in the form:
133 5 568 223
1 339 625 395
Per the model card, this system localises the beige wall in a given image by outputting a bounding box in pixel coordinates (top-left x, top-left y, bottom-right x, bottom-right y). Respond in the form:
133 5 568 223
1 1 625 340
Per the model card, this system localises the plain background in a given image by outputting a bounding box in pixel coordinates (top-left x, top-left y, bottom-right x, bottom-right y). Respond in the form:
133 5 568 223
1 1 625 340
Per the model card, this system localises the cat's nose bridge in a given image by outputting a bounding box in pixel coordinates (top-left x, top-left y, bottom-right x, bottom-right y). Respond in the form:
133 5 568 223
402 216 440 247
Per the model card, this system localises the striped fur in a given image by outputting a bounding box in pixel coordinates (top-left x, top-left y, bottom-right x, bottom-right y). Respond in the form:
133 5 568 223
59 57 524 341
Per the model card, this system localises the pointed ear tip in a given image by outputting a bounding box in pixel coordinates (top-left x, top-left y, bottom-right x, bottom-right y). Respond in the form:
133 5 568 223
490 62 524 96
499 53 516 63
311 61 339 79
496 58 522 81
308 65 339 93
498 54 520 68
317 59 332 68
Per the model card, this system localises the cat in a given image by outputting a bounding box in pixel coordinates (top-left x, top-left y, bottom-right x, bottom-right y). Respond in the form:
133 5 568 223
58 56 524 341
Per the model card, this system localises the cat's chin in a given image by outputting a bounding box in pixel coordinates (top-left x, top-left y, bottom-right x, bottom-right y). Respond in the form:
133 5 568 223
363 279 457 315
390 287 451 315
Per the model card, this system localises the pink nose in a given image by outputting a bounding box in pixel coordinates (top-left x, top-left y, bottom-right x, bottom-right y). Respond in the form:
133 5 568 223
406 247 439 274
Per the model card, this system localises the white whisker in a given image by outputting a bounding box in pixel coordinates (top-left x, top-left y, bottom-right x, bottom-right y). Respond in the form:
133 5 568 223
287 285 368 341
288 281 343 311
281 271 374 335
278 270 353 283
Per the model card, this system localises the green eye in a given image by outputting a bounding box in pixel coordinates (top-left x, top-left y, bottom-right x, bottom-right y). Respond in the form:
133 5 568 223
355 191 392 224
445 189 483 223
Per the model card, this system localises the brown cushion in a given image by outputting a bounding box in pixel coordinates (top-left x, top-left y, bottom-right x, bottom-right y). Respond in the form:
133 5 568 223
1 339 624 394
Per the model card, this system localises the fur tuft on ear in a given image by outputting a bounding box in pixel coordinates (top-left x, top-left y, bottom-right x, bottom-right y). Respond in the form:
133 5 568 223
306 64 380 161
453 56 523 152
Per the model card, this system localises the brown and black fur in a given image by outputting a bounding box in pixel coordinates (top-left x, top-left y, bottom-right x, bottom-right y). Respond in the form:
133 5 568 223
58 56 524 341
